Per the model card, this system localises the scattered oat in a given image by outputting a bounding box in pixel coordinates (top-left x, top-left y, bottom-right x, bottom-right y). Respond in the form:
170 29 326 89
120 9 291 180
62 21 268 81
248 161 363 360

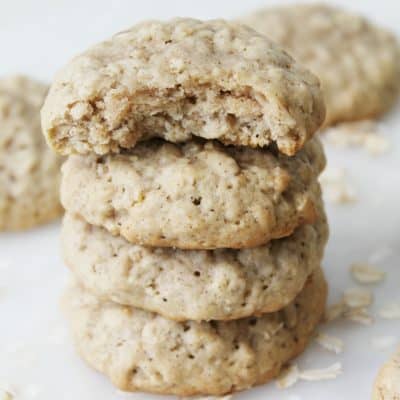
325 288 374 325
371 335 397 351
324 301 346 322
344 307 374 325
319 167 357 204
324 120 389 156
299 362 343 381
315 332 344 354
344 288 373 308
379 303 400 319
276 364 299 389
350 263 385 284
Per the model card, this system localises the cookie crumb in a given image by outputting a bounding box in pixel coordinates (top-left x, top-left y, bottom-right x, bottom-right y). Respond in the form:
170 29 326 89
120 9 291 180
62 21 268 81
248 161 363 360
319 167 357 204
379 303 400 319
276 364 299 389
315 332 344 354
324 120 389 156
299 362 343 381
350 263 385 284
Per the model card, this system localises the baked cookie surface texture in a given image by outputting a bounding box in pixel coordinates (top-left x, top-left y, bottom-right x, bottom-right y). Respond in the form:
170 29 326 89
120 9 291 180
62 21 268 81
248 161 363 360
0 75 63 231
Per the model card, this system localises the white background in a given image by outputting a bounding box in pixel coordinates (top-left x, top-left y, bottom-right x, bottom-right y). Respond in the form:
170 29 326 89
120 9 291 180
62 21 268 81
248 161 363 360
0 1 400 399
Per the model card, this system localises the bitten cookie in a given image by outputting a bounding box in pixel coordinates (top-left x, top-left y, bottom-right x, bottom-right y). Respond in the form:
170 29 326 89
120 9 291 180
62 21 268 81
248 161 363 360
41 18 325 157
373 346 400 400
63 267 327 396
61 202 328 321
0 76 63 231
61 138 325 249
241 4 400 126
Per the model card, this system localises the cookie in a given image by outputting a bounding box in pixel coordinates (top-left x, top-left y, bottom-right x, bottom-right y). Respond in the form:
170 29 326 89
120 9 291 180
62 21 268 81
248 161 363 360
61 137 325 249
63 266 327 396
0 76 63 231
373 346 400 400
41 18 325 157
241 4 400 126
61 200 328 321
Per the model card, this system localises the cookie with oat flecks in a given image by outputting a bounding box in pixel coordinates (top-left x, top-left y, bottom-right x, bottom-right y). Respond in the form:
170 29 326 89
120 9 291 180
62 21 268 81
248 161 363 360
241 4 400 126
41 18 325 156
373 346 400 400
62 267 327 396
61 138 325 249
61 202 327 321
0 75 63 231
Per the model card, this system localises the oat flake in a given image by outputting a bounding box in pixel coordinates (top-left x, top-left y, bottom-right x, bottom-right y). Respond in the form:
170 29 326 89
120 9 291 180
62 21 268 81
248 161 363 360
276 364 299 389
343 287 373 308
299 362 343 381
315 332 344 354
350 263 385 284
344 307 374 325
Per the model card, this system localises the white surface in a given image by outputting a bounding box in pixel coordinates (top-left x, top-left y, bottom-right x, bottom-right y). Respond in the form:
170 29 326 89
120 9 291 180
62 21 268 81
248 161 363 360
1 1 400 399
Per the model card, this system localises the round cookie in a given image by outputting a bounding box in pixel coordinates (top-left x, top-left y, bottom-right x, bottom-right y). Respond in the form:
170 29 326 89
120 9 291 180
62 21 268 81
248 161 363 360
61 137 325 250
241 4 400 126
0 75 63 231
373 346 400 399
61 203 328 321
41 18 325 157
62 267 327 396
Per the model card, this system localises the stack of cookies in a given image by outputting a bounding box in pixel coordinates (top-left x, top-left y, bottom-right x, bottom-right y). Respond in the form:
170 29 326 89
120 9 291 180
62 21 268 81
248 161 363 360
41 19 329 396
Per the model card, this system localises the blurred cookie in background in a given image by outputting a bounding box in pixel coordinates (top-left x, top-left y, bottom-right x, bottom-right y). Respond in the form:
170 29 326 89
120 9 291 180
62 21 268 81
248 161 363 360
241 4 400 127
0 75 63 231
